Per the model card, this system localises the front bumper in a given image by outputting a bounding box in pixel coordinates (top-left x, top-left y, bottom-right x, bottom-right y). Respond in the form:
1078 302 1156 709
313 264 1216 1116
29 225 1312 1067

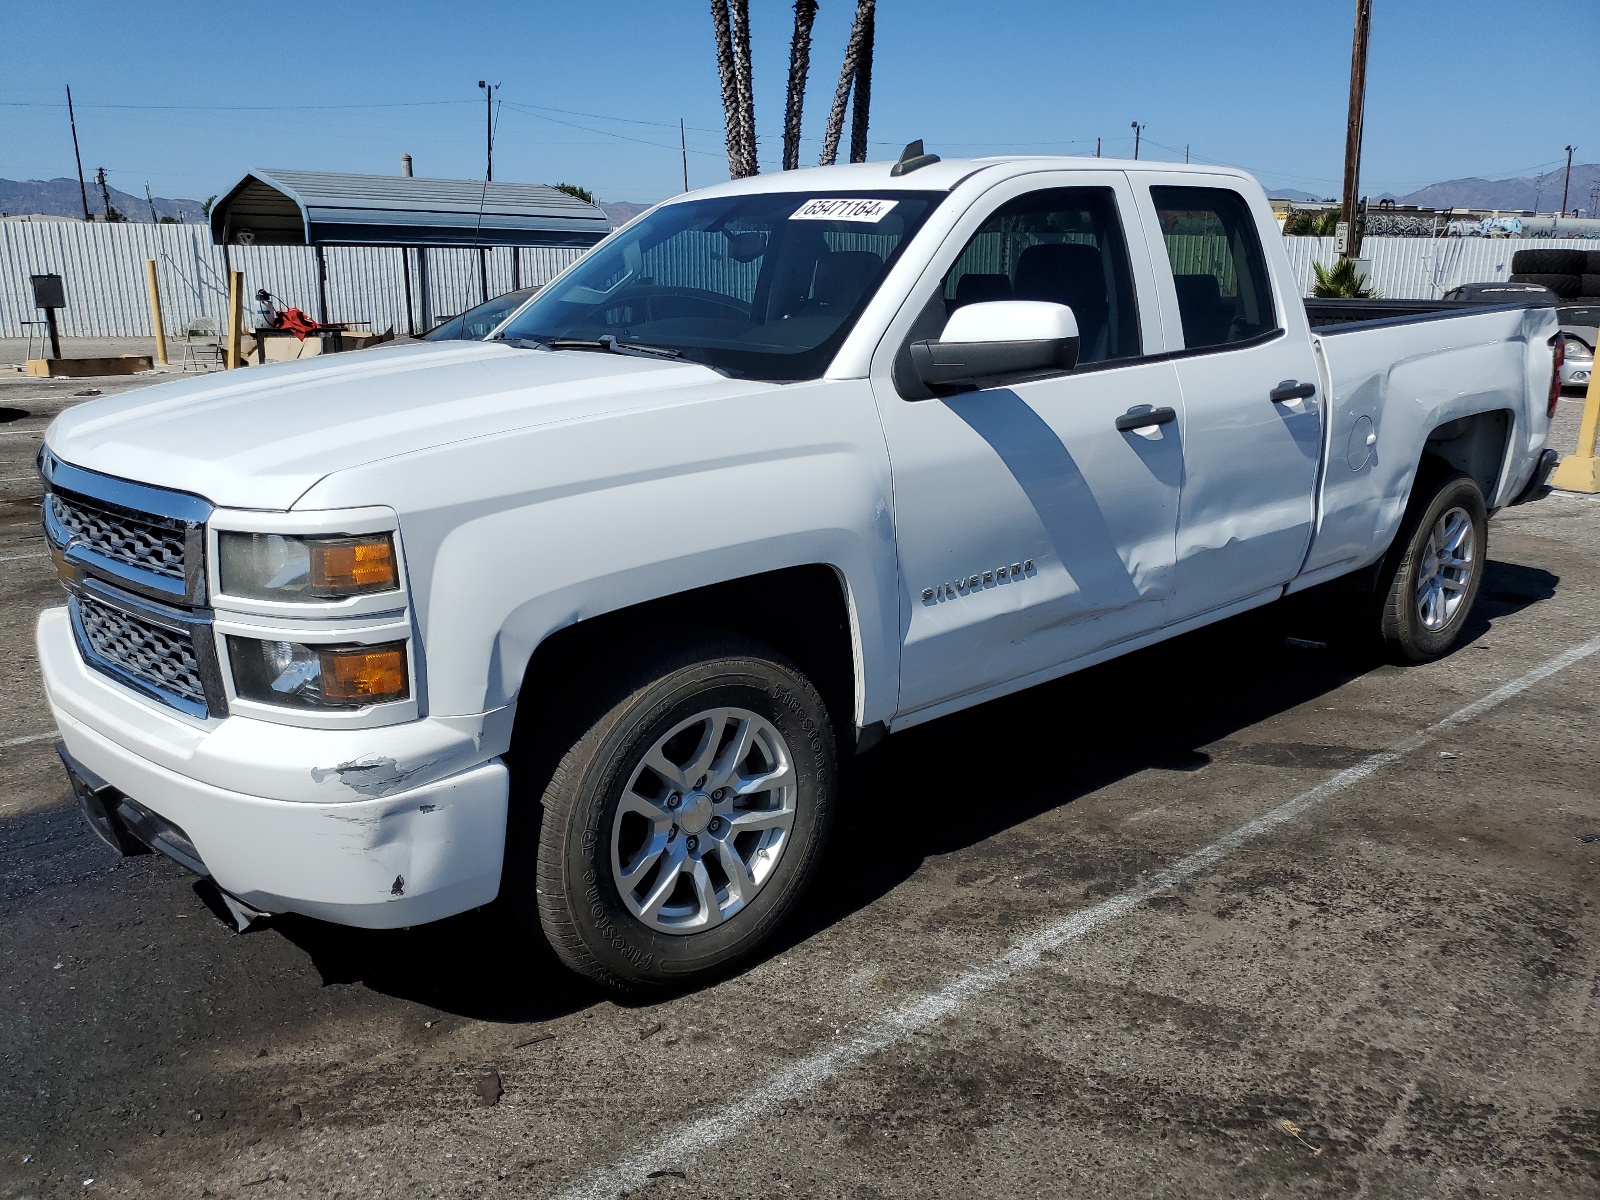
38 606 509 928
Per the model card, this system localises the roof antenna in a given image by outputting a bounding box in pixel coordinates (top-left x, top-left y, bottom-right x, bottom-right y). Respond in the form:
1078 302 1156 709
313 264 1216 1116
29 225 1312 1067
890 139 941 177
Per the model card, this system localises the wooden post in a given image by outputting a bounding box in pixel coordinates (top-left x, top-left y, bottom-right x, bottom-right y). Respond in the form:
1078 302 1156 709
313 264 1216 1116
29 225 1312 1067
1552 362 1600 493
225 269 243 370
1339 0 1373 260
144 259 168 365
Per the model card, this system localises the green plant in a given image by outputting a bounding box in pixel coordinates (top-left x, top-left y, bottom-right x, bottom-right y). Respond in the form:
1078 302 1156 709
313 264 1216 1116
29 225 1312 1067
1311 258 1379 298
1282 207 1341 237
552 182 594 204
201 194 218 218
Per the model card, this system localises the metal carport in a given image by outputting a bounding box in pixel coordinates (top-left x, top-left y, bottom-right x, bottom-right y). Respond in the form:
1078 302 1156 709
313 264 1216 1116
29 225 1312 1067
208 169 610 330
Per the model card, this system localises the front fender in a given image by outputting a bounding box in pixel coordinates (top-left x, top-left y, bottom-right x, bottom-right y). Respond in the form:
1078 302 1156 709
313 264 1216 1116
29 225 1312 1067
297 378 900 737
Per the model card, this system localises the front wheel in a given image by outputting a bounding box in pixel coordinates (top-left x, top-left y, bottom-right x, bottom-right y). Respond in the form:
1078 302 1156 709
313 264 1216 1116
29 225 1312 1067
512 634 837 993
1377 471 1488 662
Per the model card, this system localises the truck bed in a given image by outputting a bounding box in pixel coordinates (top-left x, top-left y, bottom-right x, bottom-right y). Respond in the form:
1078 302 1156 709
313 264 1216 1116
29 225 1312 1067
1296 299 1558 592
1305 296 1557 332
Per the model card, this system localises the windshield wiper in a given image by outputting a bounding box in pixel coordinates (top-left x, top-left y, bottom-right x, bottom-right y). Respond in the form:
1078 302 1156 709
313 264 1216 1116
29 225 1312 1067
503 334 729 377
543 335 683 362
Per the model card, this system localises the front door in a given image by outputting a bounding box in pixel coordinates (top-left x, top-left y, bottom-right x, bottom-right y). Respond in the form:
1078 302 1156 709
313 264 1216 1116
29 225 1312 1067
872 177 1186 720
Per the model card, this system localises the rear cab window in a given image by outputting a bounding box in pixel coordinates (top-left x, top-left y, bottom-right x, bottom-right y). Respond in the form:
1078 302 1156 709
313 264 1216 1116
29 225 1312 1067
1150 186 1280 350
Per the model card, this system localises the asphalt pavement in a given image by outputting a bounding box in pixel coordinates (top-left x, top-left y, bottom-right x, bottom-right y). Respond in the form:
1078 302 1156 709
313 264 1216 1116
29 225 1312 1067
0 376 1597 1200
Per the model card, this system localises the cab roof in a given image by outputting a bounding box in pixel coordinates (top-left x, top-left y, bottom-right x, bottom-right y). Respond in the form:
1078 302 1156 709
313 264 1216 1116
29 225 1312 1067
675 154 1255 202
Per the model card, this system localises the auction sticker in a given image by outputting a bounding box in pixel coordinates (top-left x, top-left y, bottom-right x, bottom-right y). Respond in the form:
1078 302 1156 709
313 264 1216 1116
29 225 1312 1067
790 198 898 222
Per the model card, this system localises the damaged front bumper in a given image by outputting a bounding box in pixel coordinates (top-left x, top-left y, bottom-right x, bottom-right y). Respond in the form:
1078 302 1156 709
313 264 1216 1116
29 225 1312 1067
37 606 509 928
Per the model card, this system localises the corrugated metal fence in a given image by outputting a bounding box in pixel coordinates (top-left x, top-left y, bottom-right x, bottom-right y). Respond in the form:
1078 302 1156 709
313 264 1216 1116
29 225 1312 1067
1278 236 1597 301
0 222 586 339
3 222 1597 339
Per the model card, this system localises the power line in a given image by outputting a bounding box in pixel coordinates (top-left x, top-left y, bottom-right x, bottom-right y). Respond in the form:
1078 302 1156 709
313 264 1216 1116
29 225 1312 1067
1 98 478 111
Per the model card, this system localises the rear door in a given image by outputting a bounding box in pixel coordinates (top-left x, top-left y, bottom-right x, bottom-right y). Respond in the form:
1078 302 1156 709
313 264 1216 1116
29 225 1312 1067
1129 177 1324 621
869 172 1186 720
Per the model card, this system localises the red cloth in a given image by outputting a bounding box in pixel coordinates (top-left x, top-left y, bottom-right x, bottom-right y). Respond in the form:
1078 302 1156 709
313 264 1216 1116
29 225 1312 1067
278 307 318 340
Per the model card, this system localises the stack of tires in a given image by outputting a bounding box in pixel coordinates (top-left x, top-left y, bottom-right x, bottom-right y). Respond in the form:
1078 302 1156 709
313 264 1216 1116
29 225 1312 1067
1510 248 1600 303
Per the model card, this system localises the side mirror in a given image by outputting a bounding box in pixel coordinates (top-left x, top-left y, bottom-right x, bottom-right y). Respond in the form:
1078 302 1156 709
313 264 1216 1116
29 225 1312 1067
909 301 1079 393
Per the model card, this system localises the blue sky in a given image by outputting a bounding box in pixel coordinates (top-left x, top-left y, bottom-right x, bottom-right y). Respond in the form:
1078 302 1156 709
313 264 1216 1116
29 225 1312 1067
2 0 1595 204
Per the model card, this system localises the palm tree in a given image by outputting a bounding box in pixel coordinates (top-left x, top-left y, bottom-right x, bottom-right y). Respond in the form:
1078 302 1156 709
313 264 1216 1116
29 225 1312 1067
1283 208 1340 237
1311 258 1379 298
783 1 819 171
710 0 757 178
848 1 875 163
730 0 757 176
820 0 875 166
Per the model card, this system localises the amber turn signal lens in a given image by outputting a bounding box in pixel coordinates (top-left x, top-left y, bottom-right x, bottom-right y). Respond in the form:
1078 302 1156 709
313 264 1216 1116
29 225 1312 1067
319 644 409 703
310 537 396 593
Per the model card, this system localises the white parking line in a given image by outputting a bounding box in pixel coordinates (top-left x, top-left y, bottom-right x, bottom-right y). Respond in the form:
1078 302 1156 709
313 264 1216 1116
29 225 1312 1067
0 731 57 750
559 632 1600 1200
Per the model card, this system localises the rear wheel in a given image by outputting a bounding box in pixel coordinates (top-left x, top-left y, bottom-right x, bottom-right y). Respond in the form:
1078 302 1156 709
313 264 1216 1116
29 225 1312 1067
509 633 837 993
1377 471 1488 662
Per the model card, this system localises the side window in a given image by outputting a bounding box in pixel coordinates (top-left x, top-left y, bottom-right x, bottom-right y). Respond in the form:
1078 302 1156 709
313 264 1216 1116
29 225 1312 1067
1150 186 1278 350
942 187 1141 363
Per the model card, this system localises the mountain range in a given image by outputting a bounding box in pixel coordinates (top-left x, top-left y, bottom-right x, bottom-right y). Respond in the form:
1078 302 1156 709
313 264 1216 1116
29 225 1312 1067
1268 164 1600 212
6 164 1599 223
0 177 205 223
1390 164 1600 213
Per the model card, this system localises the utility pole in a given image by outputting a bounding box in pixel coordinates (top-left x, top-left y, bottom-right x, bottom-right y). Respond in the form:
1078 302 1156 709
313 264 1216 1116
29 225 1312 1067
1131 121 1144 159
1561 145 1575 217
1185 144 1190 163
66 85 90 221
95 167 113 221
145 183 159 223
477 80 498 180
681 118 689 192
1095 137 1101 158
1340 0 1373 260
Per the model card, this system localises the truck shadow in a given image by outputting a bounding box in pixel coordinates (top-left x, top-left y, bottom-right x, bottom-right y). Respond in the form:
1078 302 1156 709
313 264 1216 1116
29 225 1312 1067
766 558 1558 959
270 559 1555 1016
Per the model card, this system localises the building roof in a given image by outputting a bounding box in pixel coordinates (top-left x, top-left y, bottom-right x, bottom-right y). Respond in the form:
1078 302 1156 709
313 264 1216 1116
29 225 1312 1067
209 169 610 248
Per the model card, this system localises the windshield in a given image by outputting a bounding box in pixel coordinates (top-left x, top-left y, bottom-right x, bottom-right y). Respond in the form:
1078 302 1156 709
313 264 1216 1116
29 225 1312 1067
497 191 941 381
424 287 539 342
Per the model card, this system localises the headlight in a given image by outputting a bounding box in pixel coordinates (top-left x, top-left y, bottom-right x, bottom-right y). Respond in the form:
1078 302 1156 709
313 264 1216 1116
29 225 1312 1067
229 637 410 708
218 532 398 601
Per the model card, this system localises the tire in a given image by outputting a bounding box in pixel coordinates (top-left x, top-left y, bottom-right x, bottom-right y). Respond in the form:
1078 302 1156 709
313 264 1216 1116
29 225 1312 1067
1582 275 1600 300
1509 272 1582 299
1511 249 1587 275
1584 250 1600 275
510 631 837 993
1377 471 1488 663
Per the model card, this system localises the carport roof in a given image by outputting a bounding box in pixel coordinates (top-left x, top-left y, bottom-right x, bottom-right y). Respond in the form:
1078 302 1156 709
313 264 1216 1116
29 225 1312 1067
209 169 611 248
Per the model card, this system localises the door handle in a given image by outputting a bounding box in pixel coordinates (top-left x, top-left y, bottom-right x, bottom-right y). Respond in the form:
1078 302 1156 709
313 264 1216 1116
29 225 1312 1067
1270 380 1317 403
1115 406 1177 433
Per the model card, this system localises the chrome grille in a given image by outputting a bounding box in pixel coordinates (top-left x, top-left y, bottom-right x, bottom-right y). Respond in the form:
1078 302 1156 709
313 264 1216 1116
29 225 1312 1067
75 594 206 706
49 491 186 581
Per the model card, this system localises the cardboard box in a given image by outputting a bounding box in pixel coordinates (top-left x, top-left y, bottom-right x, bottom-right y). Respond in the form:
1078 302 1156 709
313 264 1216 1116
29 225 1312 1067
25 355 154 378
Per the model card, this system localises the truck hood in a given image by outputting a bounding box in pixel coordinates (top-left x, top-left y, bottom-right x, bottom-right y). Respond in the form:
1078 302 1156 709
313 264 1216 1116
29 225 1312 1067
45 341 748 511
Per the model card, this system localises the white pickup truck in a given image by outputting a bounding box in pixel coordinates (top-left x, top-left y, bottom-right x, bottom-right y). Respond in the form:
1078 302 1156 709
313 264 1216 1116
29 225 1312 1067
37 150 1562 991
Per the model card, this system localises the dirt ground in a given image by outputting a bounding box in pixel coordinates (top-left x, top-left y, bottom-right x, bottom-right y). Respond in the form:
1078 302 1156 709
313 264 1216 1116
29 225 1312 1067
0 373 1596 1200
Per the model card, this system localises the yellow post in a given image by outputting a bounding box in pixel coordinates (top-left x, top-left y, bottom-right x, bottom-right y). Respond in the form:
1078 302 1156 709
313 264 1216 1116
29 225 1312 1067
225 270 244 370
1552 357 1600 493
144 259 168 366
